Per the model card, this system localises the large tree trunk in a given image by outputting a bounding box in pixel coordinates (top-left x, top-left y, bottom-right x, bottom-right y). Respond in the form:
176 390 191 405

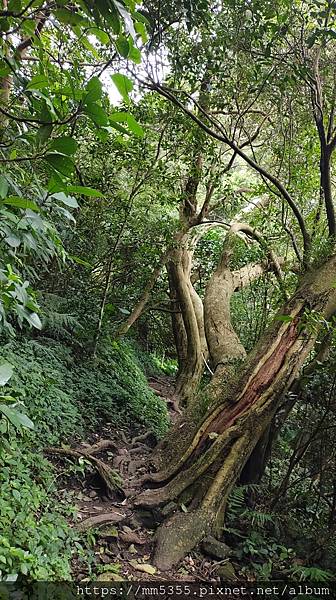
136 254 336 570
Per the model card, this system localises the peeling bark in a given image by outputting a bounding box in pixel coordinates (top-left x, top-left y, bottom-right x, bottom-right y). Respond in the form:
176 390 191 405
138 254 336 570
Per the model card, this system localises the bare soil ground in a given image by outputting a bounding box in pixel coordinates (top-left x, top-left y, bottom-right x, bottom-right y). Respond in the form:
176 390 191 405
49 375 237 582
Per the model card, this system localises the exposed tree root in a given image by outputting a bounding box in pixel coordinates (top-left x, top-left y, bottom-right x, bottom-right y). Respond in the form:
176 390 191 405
76 512 126 532
76 439 117 455
131 431 154 446
152 426 262 570
153 508 211 571
135 424 241 507
45 446 123 497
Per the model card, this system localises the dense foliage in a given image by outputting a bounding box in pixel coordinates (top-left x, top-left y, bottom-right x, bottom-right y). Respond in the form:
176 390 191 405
0 337 168 579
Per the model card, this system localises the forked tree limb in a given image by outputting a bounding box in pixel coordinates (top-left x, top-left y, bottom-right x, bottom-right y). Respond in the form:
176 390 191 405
142 80 311 263
116 250 170 337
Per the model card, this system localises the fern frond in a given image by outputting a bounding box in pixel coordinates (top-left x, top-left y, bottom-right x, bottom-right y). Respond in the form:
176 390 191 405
248 510 276 528
39 293 82 339
291 565 334 582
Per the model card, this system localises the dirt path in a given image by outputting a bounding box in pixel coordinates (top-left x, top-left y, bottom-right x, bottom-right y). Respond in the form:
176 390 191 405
50 375 233 582
148 374 182 419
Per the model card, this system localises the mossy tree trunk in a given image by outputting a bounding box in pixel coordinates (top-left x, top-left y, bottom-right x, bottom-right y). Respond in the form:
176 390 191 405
136 254 336 570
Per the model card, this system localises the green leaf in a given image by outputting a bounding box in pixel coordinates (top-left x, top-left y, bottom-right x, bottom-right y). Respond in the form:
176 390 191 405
0 175 9 199
110 112 144 137
134 10 150 26
2 196 40 211
128 45 141 64
110 73 133 103
26 75 49 91
0 18 10 33
70 255 93 268
91 27 110 45
85 77 103 103
45 154 75 177
22 19 36 35
82 36 100 59
24 311 42 329
84 102 109 127
275 314 293 323
0 404 34 430
115 35 130 58
107 122 130 135
47 173 65 194
114 0 136 39
67 185 104 197
52 192 79 208
54 8 86 26
8 0 22 11
5 234 21 248
36 124 53 145
96 0 120 34
135 21 147 43
0 395 16 403
0 60 11 77
0 363 13 386
49 136 78 156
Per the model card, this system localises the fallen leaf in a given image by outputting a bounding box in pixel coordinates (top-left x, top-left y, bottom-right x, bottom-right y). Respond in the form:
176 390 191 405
97 572 124 582
122 525 132 534
120 531 145 545
133 563 156 575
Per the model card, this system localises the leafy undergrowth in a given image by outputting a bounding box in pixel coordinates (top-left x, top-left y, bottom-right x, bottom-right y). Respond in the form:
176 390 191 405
1 338 335 585
0 337 169 582
223 486 336 583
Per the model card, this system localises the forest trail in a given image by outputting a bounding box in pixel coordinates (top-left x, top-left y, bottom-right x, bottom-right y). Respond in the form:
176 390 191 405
3 0 336 585
147 374 182 419
49 375 232 582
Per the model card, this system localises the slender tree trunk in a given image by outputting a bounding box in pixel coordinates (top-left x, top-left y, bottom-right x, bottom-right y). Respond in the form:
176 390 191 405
167 264 188 377
204 248 247 370
155 227 208 405
136 254 336 570
117 253 167 338
169 246 205 405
